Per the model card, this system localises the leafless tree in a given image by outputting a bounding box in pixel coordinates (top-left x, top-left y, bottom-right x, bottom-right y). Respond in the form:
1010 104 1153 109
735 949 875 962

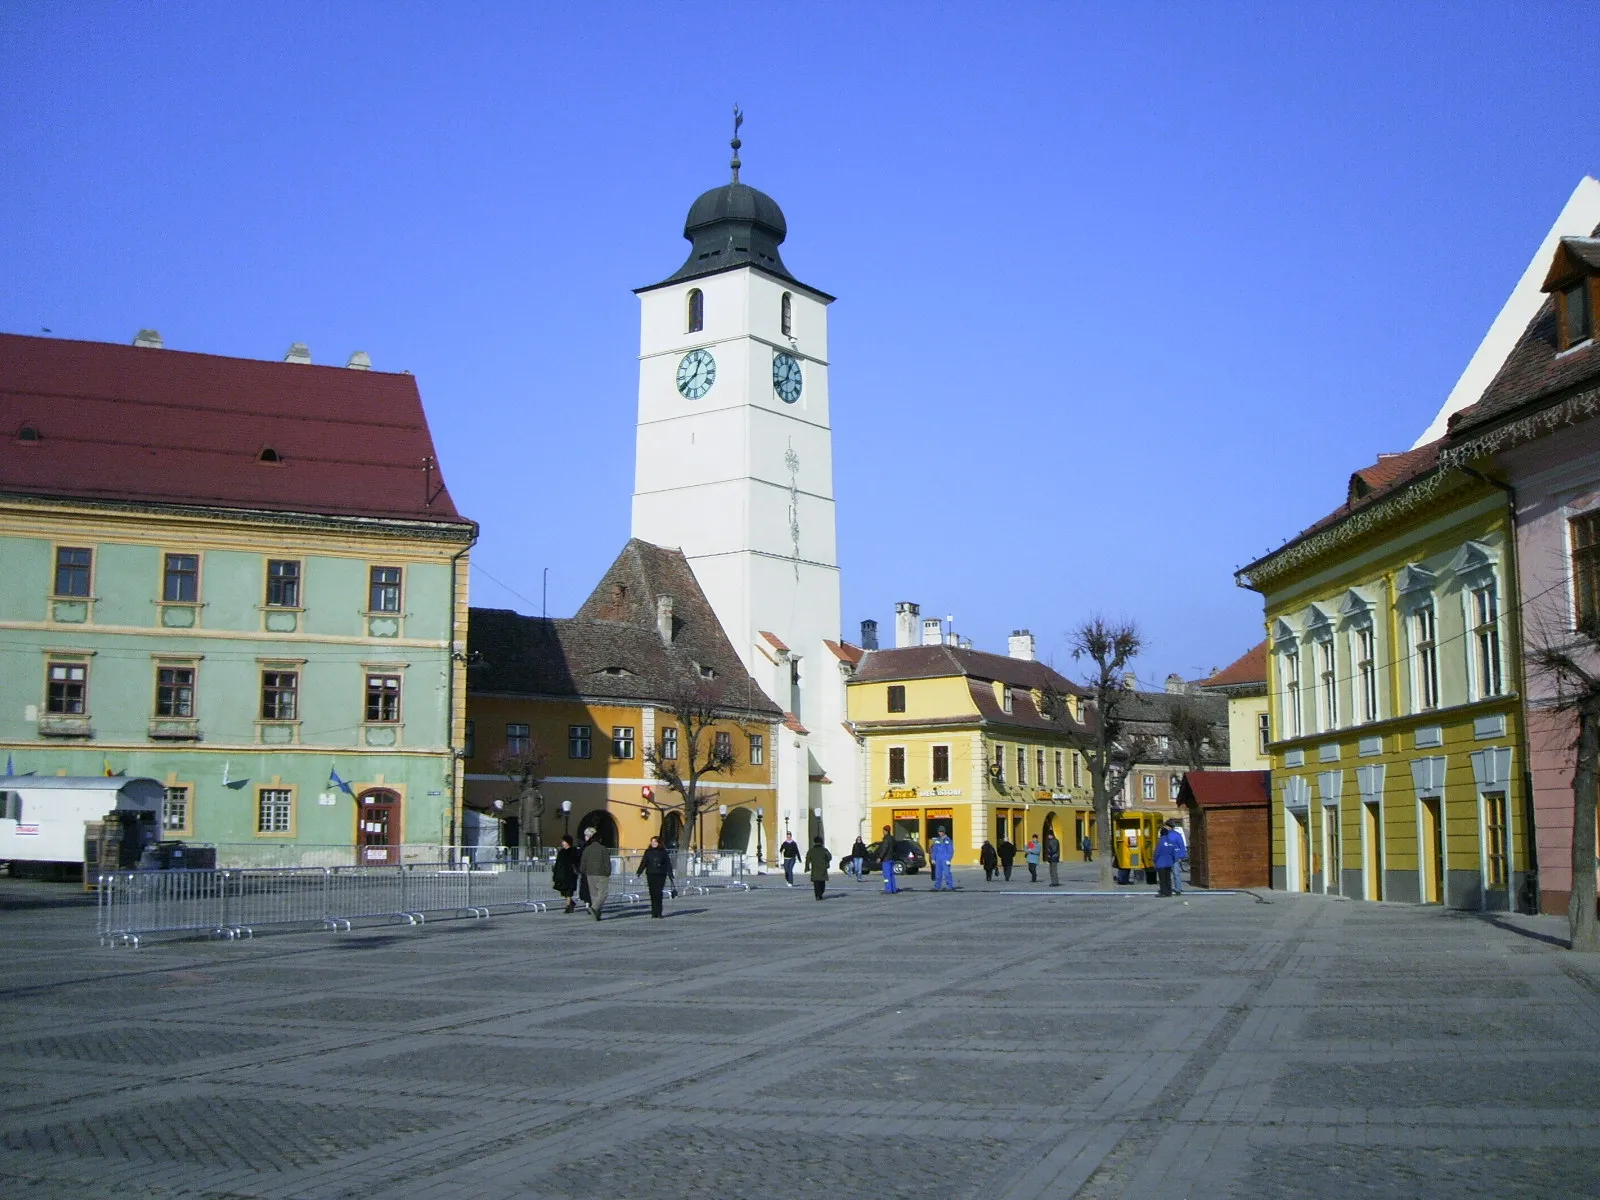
492 740 548 858
1526 626 1600 952
643 671 739 879
1168 695 1215 774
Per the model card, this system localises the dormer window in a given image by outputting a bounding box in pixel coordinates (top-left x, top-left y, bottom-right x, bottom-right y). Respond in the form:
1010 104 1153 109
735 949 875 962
18 425 40 442
1560 278 1593 350
258 447 281 463
687 288 704 334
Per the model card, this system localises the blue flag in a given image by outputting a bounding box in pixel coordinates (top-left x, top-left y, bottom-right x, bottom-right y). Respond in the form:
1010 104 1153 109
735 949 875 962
4 752 12 777
329 766 355 796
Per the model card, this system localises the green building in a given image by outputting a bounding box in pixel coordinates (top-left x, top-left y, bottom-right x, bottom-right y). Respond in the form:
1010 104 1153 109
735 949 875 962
0 332 475 865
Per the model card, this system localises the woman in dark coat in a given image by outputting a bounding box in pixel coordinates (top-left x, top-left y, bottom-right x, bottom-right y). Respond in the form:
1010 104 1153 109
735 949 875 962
636 835 676 918
979 839 999 882
552 834 582 914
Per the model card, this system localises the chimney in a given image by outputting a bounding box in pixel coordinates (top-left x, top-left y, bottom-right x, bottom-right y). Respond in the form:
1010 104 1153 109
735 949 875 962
958 637 972 649
284 342 312 364
894 601 920 648
859 619 879 650
656 595 674 644
921 617 943 646
1008 629 1036 661
1165 673 1187 694
346 350 371 370
1122 671 1137 691
132 329 163 349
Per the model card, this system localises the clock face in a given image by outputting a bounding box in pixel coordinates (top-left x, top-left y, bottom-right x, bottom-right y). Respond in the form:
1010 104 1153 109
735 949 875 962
676 348 716 399
772 352 803 403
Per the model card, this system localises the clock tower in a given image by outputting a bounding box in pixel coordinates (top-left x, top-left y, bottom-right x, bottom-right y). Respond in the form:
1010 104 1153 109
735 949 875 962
631 115 858 853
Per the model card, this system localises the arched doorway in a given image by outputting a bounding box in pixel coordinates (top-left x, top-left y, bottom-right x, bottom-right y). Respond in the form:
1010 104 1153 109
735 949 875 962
357 788 402 865
718 807 752 852
661 811 684 850
575 809 618 848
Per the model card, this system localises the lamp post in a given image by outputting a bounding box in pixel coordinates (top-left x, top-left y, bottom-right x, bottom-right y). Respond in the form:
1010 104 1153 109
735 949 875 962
560 799 571 840
755 809 764 872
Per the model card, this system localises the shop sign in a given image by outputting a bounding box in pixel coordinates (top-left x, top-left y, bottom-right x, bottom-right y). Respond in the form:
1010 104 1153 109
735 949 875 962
891 808 921 820
924 808 953 821
925 787 962 797
884 787 918 800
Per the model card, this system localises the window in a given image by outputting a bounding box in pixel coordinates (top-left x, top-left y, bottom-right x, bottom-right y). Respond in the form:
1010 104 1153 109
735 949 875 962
1170 773 1182 799
464 720 475 758
163 553 198 602
257 787 292 834
888 746 906 784
932 744 950 782
1055 750 1064 789
993 743 1005 782
780 291 793 336
155 666 194 717
886 685 906 713
47 661 86 714
1002 688 1013 714
1283 648 1302 738
1036 749 1045 787
54 547 91 597
365 674 401 722
687 288 704 333
369 566 402 613
748 733 763 765
714 730 733 760
1257 711 1271 755
1412 605 1439 710
1072 753 1082 788
568 724 592 759
503 723 530 756
1016 747 1027 786
1318 640 1338 730
266 559 301 607
1355 626 1378 724
1143 774 1156 801
612 726 635 759
1574 512 1600 633
261 671 298 720
1484 792 1509 888
1560 278 1593 350
1472 585 1503 698
660 725 679 761
161 785 189 833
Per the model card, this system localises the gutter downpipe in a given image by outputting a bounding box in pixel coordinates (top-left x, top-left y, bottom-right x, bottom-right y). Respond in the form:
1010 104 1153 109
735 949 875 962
446 534 477 867
1458 462 1538 913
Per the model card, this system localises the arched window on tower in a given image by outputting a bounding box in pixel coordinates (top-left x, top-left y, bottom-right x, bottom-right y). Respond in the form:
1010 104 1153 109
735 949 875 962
780 292 792 337
687 289 704 333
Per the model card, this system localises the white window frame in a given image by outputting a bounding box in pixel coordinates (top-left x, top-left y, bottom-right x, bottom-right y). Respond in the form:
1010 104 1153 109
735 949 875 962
1411 603 1439 712
1315 636 1338 732
1468 582 1503 700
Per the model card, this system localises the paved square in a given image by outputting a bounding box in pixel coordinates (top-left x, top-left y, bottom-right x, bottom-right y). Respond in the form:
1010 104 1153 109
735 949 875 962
3 864 1599 1199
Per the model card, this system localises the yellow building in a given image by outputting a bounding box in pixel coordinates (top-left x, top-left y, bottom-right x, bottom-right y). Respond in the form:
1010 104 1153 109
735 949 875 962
464 541 781 855
1237 443 1528 909
846 641 1091 863
1196 643 1271 772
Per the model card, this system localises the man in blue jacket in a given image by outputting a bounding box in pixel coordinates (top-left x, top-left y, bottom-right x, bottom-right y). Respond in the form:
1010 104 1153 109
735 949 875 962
1153 822 1182 897
930 826 956 891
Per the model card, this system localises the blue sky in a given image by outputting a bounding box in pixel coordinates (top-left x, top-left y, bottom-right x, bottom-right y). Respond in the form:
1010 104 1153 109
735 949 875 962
4 2 1597 686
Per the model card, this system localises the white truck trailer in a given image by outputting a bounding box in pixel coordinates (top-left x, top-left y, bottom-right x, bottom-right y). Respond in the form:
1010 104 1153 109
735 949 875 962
0 776 164 878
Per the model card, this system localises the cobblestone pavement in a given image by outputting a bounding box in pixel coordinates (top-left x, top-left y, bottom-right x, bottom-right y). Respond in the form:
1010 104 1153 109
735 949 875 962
3 863 1599 1199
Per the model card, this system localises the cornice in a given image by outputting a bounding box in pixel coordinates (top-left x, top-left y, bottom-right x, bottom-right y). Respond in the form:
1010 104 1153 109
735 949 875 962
1440 382 1600 468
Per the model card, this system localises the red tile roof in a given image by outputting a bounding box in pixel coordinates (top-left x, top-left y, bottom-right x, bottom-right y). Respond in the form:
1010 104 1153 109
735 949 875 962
759 630 791 653
1177 770 1270 809
1200 642 1267 688
0 333 468 525
823 638 863 666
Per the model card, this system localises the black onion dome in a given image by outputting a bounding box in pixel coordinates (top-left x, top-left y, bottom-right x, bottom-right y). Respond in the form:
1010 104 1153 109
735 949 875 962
656 181 795 286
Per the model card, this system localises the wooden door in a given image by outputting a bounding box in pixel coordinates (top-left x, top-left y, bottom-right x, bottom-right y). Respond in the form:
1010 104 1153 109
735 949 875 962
1421 797 1443 904
1325 806 1342 895
358 789 401 865
1364 802 1383 901
1297 814 1312 892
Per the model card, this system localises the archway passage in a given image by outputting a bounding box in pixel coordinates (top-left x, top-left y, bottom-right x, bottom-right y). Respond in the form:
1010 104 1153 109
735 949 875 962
575 809 619 849
661 811 684 850
718 807 752 852
358 788 401 865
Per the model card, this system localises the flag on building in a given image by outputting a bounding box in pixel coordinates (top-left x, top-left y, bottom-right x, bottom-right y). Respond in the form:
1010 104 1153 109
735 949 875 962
329 766 355 796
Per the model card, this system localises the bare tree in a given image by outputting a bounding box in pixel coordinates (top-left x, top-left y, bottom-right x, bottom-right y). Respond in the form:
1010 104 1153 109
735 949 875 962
492 740 548 858
1043 618 1145 887
643 671 738 879
1168 695 1215 774
1526 629 1600 951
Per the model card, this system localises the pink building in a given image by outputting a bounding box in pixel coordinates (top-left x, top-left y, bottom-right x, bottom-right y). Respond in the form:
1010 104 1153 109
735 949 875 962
1443 231 1600 916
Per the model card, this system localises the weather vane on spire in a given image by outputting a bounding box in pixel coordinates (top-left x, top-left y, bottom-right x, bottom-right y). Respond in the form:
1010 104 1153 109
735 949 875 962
730 104 743 183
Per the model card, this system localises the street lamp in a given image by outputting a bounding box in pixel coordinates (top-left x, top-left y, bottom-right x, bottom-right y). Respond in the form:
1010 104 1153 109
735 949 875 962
755 809 765 871
559 800 571 839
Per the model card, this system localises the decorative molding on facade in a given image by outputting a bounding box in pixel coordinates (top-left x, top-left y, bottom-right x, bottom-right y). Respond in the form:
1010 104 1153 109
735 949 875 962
1440 383 1600 469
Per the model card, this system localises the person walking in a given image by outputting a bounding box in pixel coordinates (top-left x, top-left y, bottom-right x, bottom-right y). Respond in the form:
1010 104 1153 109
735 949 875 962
1043 830 1062 887
1169 819 1188 894
847 836 869 881
1024 835 1041 883
1154 822 1181 897
1080 833 1094 863
578 828 612 921
979 839 999 882
804 836 833 900
780 832 801 886
878 825 901 894
997 835 1017 882
635 835 675 918
930 826 956 891
552 833 582 913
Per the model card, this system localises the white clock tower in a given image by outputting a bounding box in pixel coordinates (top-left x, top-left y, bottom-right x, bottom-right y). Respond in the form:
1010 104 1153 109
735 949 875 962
631 117 859 855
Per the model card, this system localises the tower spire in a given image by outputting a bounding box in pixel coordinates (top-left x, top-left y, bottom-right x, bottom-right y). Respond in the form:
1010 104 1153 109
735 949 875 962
730 104 743 183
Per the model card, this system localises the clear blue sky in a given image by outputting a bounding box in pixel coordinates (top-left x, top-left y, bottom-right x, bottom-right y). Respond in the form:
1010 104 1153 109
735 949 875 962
4 2 1597 686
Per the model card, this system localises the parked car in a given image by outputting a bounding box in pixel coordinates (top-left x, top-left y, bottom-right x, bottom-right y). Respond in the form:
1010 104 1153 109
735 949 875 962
844 838 926 875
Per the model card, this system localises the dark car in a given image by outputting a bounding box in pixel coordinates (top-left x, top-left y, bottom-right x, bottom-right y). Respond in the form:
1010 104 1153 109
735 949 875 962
844 838 926 875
